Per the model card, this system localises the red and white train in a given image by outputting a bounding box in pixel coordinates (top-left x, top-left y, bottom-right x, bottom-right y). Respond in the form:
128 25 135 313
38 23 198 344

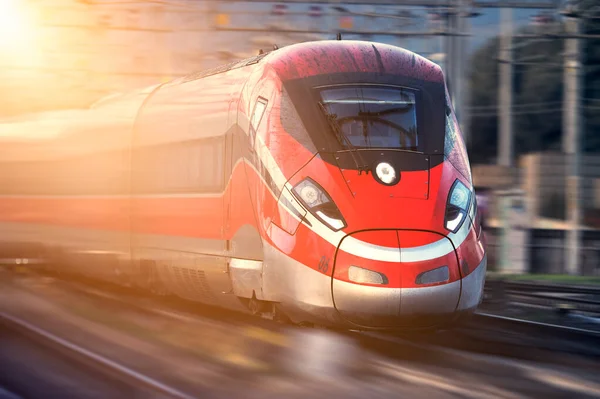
0 40 486 331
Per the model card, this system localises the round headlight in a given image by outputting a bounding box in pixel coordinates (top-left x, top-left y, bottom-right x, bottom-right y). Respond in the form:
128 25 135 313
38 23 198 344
299 184 320 206
449 181 470 209
375 162 397 185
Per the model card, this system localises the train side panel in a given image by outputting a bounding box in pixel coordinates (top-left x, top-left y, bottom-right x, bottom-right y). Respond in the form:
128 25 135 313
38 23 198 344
0 41 484 332
0 104 142 279
130 66 260 310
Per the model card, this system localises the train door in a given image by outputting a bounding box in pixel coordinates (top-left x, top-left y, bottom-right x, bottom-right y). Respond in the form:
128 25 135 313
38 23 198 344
221 84 269 305
213 88 257 312
223 96 236 252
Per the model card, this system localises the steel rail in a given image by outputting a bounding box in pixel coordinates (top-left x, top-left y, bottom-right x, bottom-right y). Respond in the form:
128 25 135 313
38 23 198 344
355 310 600 371
16 269 600 364
425 311 600 363
487 280 600 295
62 272 600 360
474 311 600 338
0 312 197 399
484 279 600 315
508 291 600 306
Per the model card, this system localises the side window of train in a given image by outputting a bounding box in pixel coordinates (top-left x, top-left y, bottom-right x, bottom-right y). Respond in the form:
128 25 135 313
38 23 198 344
250 97 268 148
444 98 457 157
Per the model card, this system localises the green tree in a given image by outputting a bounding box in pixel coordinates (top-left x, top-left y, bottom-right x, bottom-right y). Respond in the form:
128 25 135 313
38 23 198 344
581 0 600 153
467 3 600 164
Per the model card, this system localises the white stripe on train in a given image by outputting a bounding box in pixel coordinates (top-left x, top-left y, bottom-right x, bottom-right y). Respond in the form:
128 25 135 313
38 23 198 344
255 134 474 263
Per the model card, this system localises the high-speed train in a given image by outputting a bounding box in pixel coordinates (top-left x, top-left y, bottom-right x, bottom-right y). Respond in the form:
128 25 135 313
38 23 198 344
0 40 486 331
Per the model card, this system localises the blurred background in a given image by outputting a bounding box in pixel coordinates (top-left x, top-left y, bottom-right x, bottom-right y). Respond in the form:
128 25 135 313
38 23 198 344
0 0 599 280
0 2 599 397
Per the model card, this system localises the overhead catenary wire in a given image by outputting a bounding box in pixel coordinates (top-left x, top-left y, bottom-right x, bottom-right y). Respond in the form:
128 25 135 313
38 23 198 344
470 107 564 118
468 101 564 110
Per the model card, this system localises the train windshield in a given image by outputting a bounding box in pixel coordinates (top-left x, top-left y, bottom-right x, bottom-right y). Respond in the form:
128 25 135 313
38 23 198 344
318 85 418 150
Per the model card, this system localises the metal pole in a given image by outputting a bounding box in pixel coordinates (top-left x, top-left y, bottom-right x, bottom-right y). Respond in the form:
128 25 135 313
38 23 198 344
444 7 452 95
445 3 458 104
456 0 470 146
498 6 513 167
452 6 460 112
427 8 436 59
453 1 464 124
563 10 583 275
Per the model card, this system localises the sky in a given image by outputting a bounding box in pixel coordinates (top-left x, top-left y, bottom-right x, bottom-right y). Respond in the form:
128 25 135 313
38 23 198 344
208 2 556 64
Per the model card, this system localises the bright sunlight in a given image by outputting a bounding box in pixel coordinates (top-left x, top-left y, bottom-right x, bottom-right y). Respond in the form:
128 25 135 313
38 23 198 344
0 0 40 62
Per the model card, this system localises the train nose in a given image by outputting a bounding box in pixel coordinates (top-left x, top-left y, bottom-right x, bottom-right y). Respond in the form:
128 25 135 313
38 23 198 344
331 230 462 329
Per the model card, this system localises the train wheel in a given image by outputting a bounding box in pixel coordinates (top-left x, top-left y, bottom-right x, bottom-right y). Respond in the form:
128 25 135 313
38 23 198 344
273 305 292 325
248 294 268 315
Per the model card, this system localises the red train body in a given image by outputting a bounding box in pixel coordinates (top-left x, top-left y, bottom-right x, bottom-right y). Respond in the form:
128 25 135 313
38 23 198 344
0 40 486 331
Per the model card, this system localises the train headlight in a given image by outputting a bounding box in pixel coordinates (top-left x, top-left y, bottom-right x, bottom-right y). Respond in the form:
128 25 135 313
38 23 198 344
415 266 449 285
348 266 388 285
292 177 347 231
375 162 397 185
444 179 472 234
298 184 322 207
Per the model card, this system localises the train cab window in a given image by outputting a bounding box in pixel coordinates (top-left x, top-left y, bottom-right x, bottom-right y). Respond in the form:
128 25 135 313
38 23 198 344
250 98 268 144
318 85 418 150
444 91 461 156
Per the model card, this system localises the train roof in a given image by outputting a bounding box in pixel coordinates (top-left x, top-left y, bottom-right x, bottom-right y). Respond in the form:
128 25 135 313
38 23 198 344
0 84 158 162
0 41 444 162
88 83 161 110
265 40 444 83
170 40 444 87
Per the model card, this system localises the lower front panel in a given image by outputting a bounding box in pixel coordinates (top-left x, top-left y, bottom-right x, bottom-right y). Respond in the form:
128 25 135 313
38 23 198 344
332 229 462 329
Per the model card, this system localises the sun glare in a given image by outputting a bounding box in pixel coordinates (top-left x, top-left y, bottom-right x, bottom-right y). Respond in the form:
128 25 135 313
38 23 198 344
0 0 40 60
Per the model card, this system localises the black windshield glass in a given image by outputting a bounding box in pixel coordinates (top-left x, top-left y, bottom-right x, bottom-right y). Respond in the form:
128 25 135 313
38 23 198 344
319 86 418 150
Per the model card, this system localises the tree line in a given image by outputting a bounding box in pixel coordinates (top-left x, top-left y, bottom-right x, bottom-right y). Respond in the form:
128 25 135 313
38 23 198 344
467 0 600 165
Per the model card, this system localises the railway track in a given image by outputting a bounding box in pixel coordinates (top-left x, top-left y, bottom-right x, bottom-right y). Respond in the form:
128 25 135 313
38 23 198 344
2 269 600 399
38 271 600 369
352 311 600 373
484 279 600 315
0 311 197 399
463 312 600 359
488 280 600 295
3 268 600 399
474 311 600 339
7 269 600 368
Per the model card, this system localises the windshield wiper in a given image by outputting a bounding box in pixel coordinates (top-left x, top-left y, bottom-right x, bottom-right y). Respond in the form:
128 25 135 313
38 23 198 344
318 102 370 175
357 106 412 117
